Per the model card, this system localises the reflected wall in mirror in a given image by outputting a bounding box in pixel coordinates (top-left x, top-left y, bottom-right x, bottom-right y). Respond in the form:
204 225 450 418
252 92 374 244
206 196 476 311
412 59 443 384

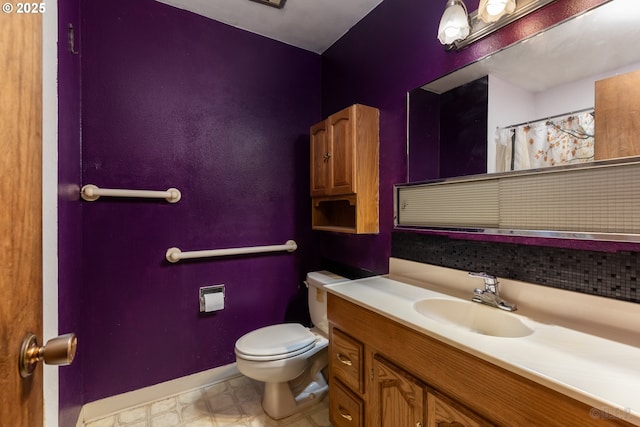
407 0 640 182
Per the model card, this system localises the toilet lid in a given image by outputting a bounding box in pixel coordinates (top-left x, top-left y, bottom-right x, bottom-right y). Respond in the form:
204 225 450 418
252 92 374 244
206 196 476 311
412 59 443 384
235 323 318 358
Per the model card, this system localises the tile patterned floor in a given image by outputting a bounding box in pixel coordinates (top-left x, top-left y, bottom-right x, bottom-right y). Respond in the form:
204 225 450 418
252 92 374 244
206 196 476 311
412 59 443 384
84 375 332 427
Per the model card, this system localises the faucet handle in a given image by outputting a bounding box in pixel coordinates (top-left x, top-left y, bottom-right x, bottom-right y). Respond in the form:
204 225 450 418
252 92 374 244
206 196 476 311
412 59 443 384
469 272 516 311
468 272 498 286
469 271 497 281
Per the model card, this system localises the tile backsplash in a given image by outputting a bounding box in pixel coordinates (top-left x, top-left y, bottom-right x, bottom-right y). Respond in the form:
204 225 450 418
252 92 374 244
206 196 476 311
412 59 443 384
392 231 639 304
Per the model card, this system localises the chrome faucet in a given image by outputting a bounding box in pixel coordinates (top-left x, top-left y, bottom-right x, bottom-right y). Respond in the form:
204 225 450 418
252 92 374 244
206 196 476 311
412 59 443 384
468 272 517 312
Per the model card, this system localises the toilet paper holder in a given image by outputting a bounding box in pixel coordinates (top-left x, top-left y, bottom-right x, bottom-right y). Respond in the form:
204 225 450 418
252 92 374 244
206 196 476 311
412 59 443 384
199 285 225 313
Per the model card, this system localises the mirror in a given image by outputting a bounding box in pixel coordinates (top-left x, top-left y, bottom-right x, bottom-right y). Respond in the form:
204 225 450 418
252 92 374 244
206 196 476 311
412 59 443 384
408 0 640 182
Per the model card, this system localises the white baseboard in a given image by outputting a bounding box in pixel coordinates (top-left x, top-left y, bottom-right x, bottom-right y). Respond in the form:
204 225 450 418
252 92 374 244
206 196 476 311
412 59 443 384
78 363 241 426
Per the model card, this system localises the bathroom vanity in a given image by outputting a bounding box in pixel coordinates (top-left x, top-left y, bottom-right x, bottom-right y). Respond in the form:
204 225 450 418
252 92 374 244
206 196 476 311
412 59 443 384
326 260 640 427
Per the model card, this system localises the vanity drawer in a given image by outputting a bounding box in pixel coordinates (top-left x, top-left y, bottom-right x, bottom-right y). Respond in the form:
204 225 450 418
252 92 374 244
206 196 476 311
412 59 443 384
330 379 364 427
331 328 364 393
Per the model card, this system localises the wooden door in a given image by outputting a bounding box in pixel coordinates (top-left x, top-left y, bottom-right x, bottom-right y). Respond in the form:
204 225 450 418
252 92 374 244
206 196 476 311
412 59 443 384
594 69 640 160
372 355 426 427
0 10 44 427
327 107 355 195
310 120 330 196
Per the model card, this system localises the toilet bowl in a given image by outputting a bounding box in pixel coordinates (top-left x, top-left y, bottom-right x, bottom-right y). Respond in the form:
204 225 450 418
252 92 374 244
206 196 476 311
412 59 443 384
234 271 347 419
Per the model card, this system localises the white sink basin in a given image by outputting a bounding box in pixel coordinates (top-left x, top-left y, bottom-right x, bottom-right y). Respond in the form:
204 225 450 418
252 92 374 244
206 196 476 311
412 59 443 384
413 298 534 338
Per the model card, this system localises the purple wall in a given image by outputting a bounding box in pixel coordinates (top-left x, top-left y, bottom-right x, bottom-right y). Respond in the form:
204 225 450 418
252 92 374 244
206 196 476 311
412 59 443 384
408 88 440 181
439 76 488 178
68 0 320 406
319 0 616 273
408 76 488 181
57 0 624 422
58 0 84 425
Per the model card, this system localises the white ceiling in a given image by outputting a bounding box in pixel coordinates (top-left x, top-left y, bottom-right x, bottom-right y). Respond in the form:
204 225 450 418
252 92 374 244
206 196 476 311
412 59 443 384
154 0 385 54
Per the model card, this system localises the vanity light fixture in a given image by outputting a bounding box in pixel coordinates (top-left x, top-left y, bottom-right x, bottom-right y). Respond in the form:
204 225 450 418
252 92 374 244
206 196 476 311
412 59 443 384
248 0 286 9
478 0 517 23
437 0 471 46
439 0 555 50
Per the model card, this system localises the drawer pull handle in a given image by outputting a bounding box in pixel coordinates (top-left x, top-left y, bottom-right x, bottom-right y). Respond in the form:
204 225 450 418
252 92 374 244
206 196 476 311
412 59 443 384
336 352 353 366
338 405 353 421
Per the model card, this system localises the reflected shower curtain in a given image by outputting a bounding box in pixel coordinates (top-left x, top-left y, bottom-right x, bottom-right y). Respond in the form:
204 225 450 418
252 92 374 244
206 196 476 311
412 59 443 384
496 112 595 172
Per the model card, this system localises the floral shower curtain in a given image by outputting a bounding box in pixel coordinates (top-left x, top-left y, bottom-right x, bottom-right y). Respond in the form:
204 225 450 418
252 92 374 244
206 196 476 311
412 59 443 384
496 111 595 172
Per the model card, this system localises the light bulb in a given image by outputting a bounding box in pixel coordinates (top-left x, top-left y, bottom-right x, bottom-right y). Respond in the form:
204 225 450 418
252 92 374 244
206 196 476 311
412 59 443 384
438 0 470 45
478 0 516 23
486 0 507 16
445 27 460 38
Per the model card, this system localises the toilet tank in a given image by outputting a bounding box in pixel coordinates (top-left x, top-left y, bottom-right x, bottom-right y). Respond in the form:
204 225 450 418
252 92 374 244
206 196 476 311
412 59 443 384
306 271 347 335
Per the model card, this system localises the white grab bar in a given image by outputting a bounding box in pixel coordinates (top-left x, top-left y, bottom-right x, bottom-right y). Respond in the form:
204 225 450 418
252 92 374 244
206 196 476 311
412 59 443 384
81 184 181 203
166 240 297 263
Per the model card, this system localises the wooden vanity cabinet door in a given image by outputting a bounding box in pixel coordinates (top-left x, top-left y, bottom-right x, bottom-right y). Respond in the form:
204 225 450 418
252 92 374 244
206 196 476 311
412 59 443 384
372 355 426 427
427 393 493 427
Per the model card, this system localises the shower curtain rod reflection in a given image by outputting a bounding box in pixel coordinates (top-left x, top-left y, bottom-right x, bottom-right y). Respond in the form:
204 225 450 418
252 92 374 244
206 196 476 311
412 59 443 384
499 107 594 130
165 240 298 263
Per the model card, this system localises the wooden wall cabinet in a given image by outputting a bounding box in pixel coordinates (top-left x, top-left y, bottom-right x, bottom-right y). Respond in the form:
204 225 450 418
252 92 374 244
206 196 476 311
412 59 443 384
328 293 633 427
310 104 379 234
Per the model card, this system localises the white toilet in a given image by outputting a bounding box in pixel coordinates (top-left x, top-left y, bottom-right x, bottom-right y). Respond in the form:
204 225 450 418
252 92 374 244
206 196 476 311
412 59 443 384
234 271 347 419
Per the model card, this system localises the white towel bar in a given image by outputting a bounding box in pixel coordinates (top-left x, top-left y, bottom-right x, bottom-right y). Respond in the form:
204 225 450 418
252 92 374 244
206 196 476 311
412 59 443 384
81 184 181 203
166 240 297 263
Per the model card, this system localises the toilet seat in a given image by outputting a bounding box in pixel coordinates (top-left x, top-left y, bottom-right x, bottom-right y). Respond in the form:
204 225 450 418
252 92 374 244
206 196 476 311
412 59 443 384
235 323 319 362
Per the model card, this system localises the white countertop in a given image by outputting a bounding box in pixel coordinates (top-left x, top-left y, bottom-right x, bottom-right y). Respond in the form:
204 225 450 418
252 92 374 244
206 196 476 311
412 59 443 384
325 274 640 425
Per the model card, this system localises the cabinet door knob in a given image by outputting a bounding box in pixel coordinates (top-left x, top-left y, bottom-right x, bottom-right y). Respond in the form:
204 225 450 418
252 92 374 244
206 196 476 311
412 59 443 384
323 152 332 161
336 352 353 366
338 405 353 421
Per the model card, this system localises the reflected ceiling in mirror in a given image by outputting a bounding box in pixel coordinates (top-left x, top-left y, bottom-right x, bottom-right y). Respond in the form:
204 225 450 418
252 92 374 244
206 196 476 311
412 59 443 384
408 0 640 182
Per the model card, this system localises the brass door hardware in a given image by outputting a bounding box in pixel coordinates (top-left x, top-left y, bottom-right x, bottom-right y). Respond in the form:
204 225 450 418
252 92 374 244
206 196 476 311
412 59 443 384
19 333 77 378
